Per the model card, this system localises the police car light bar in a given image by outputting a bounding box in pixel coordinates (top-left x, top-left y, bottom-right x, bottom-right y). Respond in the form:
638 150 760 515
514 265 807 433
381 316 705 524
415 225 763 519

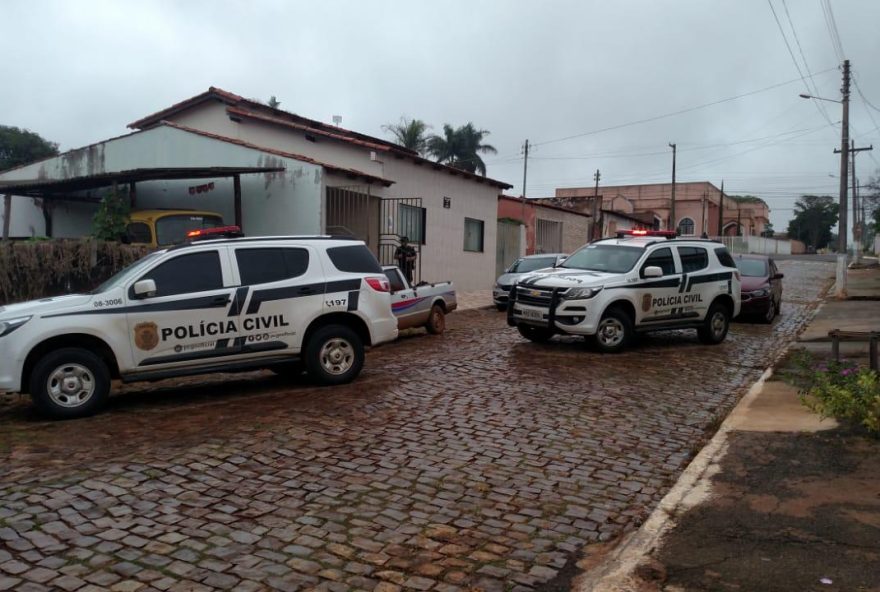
186 226 245 240
616 229 677 239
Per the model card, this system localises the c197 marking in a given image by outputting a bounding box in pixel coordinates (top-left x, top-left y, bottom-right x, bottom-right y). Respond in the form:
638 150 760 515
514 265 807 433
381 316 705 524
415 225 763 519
325 299 347 307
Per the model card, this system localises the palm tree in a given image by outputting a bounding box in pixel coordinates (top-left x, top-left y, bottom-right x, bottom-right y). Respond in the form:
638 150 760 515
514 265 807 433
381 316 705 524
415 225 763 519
382 117 431 155
427 123 497 176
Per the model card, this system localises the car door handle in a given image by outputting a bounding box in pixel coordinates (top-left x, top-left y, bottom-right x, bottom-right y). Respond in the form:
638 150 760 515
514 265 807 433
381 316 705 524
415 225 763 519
211 295 231 307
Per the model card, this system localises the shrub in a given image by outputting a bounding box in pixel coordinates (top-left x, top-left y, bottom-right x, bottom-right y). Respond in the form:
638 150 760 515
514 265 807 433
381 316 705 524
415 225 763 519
796 353 880 435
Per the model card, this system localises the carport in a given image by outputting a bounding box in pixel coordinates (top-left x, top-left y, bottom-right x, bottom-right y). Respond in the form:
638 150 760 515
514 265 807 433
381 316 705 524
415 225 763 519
0 122 391 240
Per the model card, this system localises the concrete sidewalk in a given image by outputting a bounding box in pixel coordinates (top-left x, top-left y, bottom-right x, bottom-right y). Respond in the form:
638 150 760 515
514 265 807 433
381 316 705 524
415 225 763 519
577 261 880 592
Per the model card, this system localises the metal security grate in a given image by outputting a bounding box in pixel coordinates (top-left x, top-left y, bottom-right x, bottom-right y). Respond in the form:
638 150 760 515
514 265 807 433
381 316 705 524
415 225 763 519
536 219 562 253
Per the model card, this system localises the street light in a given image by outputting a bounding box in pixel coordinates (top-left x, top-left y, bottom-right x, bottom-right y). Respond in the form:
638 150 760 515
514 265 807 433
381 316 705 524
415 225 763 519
799 59 849 298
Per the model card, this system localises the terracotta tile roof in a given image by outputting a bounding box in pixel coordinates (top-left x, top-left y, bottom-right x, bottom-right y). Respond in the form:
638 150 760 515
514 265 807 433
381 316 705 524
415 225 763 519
129 86 512 190
498 195 592 218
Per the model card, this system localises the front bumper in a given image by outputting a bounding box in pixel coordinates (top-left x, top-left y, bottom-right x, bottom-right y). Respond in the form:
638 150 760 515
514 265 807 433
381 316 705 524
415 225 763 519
507 287 600 335
0 337 23 392
739 294 772 316
492 286 512 305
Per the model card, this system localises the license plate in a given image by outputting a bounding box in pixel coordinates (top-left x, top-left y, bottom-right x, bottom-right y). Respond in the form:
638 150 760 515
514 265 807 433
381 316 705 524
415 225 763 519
522 308 543 320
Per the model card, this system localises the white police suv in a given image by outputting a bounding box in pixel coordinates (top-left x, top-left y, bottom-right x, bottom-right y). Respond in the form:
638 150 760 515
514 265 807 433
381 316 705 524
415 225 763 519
0 231 398 418
507 230 741 352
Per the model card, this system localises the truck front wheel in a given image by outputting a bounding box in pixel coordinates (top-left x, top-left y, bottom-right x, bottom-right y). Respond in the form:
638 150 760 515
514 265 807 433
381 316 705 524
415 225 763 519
592 308 633 353
305 325 364 385
30 348 111 419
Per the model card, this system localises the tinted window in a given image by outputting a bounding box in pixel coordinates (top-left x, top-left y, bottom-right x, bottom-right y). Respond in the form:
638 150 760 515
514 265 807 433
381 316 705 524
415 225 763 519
236 248 310 285
678 246 709 273
736 258 769 277
464 218 485 252
155 214 223 246
126 222 152 244
139 251 223 297
561 245 643 273
715 247 737 268
327 245 383 273
641 247 676 277
384 269 406 292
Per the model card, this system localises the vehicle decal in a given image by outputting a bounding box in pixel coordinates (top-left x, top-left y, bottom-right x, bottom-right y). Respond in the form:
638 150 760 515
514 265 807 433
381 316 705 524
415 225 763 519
685 271 734 292
678 273 688 293
641 310 701 323
347 290 359 312
605 277 681 290
246 279 361 314
392 296 428 312
133 322 160 351
138 340 287 367
44 294 232 318
228 287 250 316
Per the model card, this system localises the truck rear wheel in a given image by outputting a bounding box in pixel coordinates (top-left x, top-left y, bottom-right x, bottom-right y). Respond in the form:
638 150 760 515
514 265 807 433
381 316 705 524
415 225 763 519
305 325 364 385
30 348 111 419
426 304 446 335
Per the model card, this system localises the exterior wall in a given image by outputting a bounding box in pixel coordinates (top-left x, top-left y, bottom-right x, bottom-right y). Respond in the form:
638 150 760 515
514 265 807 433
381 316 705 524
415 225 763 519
601 212 640 237
1 196 45 238
384 159 499 291
497 197 590 256
0 126 326 238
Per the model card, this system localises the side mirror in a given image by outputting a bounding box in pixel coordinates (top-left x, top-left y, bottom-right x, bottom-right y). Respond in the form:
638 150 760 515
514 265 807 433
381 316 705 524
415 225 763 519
643 266 663 278
133 279 157 298
773 273 784 280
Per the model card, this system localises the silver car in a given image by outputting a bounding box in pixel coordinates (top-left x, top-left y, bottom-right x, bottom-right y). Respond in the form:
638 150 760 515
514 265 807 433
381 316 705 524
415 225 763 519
493 253 567 310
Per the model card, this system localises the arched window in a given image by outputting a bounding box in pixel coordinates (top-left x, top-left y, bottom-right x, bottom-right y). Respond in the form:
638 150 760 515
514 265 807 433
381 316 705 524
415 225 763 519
678 217 695 236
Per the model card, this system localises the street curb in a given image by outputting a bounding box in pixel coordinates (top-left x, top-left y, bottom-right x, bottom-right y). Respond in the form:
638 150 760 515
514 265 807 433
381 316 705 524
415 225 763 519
573 366 773 592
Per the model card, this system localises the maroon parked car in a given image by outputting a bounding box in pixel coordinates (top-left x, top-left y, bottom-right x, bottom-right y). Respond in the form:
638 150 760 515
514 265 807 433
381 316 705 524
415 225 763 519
735 254 783 323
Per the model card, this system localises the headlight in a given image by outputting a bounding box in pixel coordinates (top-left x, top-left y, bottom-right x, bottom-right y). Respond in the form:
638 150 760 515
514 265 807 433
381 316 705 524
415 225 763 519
564 286 603 299
750 288 770 298
0 316 32 337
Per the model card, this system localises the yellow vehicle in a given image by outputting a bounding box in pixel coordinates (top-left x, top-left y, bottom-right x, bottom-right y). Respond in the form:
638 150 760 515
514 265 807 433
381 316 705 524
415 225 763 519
124 210 225 248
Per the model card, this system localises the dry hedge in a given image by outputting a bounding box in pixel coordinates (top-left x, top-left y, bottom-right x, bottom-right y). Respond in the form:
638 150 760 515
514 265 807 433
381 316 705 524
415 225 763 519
0 240 149 306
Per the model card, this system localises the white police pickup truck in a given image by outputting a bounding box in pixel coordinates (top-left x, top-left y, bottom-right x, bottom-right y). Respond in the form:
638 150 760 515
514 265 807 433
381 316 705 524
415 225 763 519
0 233 398 419
382 266 457 334
507 230 741 352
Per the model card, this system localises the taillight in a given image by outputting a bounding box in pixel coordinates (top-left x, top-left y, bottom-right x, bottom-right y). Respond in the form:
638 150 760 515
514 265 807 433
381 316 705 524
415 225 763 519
365 277 390 292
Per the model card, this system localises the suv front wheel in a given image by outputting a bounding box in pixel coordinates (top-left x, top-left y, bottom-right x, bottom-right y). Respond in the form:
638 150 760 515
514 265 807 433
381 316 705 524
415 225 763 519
592 308 633 353
305 325 365 385
30 348 111 419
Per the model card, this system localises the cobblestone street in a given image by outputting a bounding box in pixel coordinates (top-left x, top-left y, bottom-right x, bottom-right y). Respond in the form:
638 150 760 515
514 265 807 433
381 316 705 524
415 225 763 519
0 260 834 592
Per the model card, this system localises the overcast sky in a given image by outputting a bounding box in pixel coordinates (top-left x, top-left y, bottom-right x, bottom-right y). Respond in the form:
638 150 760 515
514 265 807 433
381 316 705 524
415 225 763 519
3 0 879 231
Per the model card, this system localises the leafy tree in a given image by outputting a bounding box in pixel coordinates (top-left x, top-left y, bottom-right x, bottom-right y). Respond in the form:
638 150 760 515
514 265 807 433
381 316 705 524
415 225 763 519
382 117 431 155
92 189 130 241
0 125 59 171
786 195 838 250
427 123 497 176
761 221 775 238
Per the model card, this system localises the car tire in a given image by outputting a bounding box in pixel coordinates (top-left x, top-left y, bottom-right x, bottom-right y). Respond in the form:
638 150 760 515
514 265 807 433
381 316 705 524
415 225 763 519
304 325 364 386
425 304 446 335
30 348 111 420
698 302 731 344
775 298 782 316
495 303 507 312
761 299 776 324
517 325 554 343
592 308 633 353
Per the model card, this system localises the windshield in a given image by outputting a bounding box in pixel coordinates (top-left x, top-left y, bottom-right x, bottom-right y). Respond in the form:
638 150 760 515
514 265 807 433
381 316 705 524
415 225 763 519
736 258 768 277
509 256 557 273
560 244 644 273
156 214 223 246
91 251 165 293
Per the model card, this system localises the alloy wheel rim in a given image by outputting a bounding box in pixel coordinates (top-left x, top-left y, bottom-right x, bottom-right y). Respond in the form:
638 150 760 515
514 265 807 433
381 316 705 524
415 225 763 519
712 312 726 336
47 363 95 408
319 338 354 375
598 318 625 347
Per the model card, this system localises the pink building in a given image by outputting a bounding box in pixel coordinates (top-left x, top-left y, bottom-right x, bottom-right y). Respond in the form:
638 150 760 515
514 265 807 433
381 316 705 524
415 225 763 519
540 181 769 238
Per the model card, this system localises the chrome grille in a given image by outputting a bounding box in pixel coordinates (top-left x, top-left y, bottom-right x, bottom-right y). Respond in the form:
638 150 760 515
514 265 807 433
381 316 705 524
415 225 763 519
516 286 553 306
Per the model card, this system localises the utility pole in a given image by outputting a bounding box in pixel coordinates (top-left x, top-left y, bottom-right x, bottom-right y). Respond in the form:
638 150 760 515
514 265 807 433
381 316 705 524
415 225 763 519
833 60 851 298
701 192 707 236
717 180 724 238
843 139 873 265
669 143 677 232
592 169 601 240
521 139 529 254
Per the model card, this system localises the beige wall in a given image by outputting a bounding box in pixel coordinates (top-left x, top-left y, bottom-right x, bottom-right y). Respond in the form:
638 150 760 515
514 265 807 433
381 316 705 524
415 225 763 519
531 205 590 254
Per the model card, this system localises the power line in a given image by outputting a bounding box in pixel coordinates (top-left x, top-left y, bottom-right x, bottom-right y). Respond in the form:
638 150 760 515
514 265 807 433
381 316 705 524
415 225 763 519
528 68 837 148
820 0 845 61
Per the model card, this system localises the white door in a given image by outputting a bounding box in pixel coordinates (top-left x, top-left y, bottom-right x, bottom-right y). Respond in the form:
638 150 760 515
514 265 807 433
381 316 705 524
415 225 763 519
634 246 685 325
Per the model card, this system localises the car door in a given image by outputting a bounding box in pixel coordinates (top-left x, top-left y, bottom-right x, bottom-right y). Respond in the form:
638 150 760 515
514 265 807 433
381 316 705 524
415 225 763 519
675 246 714 321
385 268 420 329
125 248 240 370
635 246 684 325
769 258 783 304
231 245 321 355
